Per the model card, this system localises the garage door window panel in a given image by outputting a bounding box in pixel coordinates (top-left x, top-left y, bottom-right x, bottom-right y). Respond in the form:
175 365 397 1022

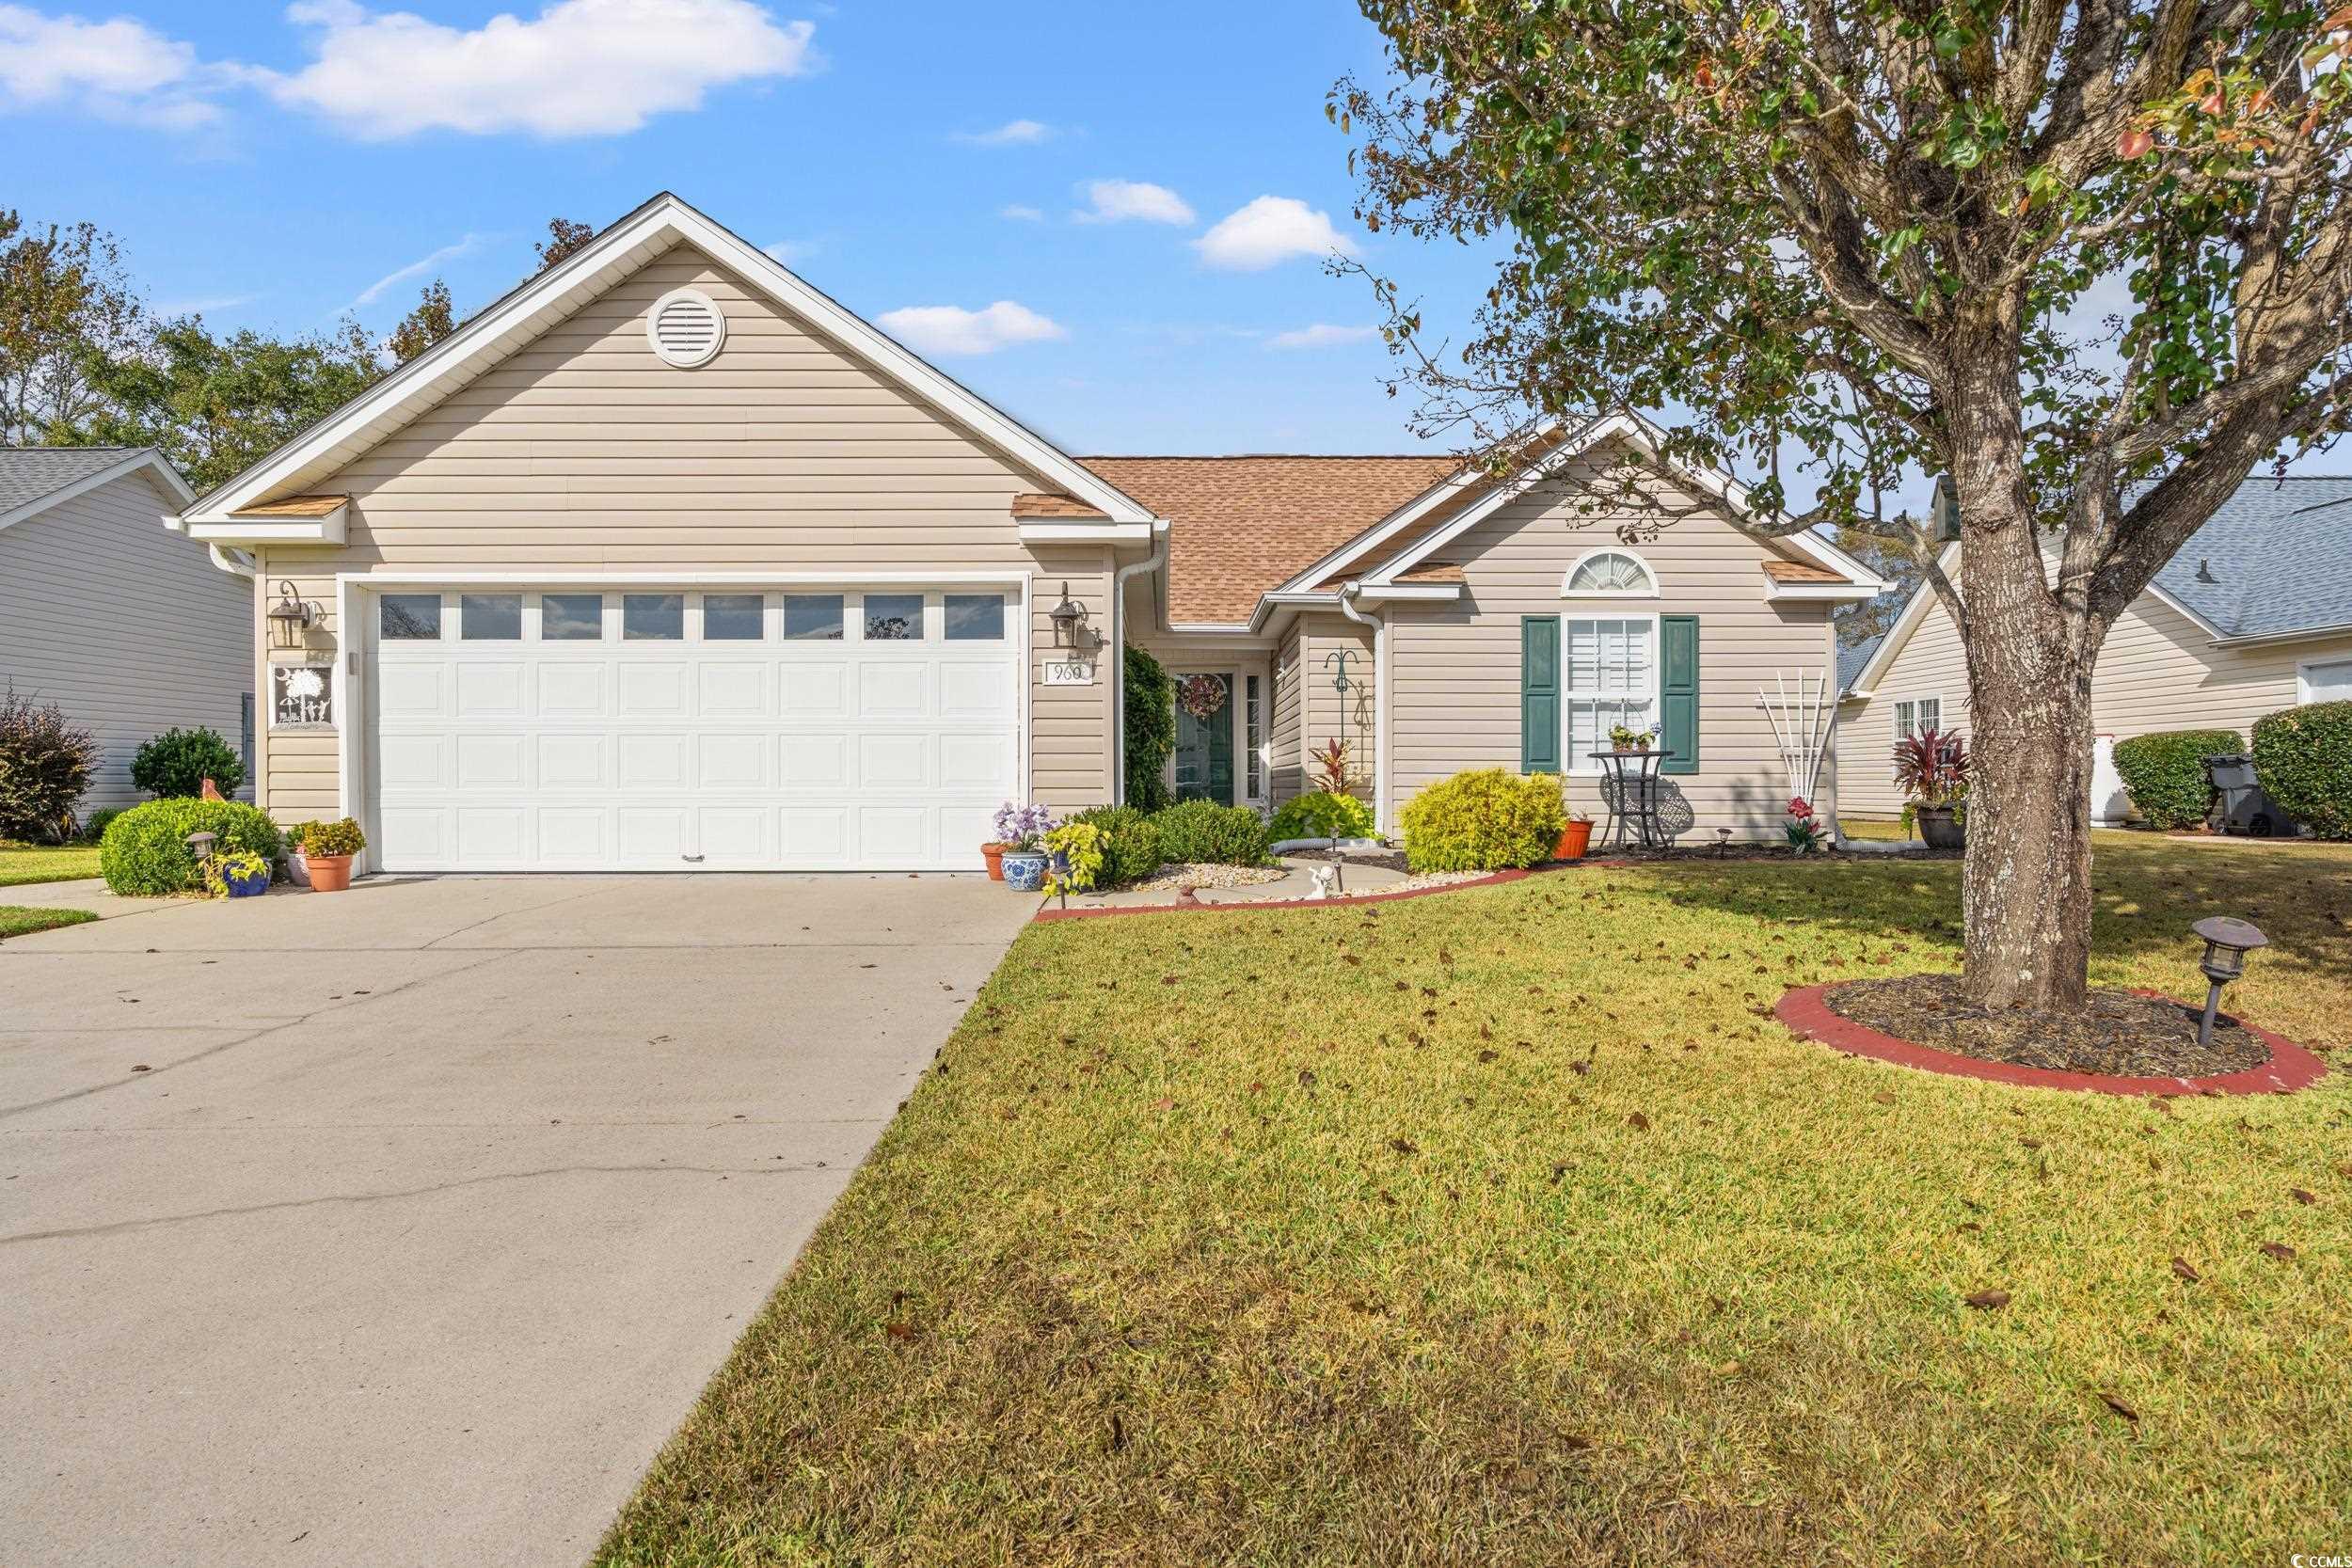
703 594 765 641
945 594 1005 641
784 594 844 641
540 594 604 641
624 594 684 641
460 594 522 641
864 594 926 641
381 594 443 640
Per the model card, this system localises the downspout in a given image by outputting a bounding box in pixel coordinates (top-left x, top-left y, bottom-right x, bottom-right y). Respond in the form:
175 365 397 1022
1108 520 1169 806
1336 580 1387 836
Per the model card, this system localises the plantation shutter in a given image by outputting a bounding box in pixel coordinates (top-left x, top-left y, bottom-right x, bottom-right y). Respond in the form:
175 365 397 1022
1520 615 1562 774
1660 614 1700 775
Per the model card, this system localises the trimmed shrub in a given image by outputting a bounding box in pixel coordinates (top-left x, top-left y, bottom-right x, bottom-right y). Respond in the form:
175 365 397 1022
1268 790 1376 844
2253 701 2352 839
1123 645 1176 815
81 807 124 844
131 726 246 800
1152 800 1273 866
2111 728 2241 830
1068 804 1164 886
1398 768 1566 872
0 689 101 843
100 799 282 896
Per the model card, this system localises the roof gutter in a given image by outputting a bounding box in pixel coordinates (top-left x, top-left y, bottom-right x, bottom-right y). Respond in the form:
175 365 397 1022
2205 622 2352 650
1109 521 1169 806
1336 581 1388 835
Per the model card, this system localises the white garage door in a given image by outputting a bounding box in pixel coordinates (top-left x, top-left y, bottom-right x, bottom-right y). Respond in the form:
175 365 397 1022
365 587 1022 872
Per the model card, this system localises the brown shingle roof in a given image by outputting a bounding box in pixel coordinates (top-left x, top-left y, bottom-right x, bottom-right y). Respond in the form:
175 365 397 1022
1010 492 1109 520
1396 561 1465 584
1078 455 1458 625
232 493 349 518
1761 559 1846 584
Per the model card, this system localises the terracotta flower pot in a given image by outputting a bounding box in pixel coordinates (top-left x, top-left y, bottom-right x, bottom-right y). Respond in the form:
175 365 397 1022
1553 819 1594 861
981 842 1009 880
307 853 355 893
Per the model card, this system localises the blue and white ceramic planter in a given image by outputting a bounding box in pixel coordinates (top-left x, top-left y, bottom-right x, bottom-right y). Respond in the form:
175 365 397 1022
224 866 270 898
1001 850 1047 891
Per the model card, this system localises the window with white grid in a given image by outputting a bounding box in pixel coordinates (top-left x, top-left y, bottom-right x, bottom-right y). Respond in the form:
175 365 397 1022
1565 616 1657 772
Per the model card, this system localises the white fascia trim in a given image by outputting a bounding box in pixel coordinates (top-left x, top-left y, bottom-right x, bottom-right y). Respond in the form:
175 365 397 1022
185 193 1153 528
1768 582 1884 603
1017 519 1156 545
187 505 349 546
2143 579 2228 640
1843 542 1961 698
335 568 1035 587
1366 412 1891 593
3 448 193 534
1354 583 1461 603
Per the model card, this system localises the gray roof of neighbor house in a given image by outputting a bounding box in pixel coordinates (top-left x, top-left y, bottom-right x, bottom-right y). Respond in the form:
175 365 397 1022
2151 476 2352 640
1836 633 1884 694
0 446 146 515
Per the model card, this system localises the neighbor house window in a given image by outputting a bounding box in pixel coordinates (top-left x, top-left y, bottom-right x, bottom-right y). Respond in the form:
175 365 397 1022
1894 696 1943 737
380 594 441 640
1245 674 1264 801
540 594 603 640
782 594 844 641
460 594 522 641
702 594 764 641
944 594 1004 641
864 594 925 641
1565 616 1656 769
1563 548 1659 596
622 594 684 641
2300 658 2352 705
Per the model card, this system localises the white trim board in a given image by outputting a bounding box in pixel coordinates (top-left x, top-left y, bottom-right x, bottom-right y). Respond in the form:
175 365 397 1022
1 449 193 534
182 193 1156 537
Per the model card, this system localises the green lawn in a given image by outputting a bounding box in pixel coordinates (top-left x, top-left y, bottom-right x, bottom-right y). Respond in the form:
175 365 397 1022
600 837 2350 1567
0 905 98 940
0 843 103 887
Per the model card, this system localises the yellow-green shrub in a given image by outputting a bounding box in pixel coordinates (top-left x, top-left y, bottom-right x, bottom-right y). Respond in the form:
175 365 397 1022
1398 769 1565 872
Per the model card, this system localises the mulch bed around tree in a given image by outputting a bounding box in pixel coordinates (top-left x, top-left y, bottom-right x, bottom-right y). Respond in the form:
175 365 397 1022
1823 973 2268 1079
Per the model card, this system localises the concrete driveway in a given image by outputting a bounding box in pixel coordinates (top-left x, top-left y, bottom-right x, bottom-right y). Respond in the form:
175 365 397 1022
0 873 1033 1568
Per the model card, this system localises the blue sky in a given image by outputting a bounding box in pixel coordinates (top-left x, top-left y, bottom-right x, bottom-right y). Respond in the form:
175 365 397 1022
7 0 1504 456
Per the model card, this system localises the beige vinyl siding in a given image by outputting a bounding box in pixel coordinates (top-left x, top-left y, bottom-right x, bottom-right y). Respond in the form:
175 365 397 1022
1270 626 1304 802
0 469 254 813
246 244 1114 819
1387 454 1837 840
1294 615 1375 804
1840 585 2352 818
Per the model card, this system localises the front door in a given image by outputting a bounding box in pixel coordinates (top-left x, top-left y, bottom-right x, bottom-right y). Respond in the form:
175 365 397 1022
1172 673 1234 805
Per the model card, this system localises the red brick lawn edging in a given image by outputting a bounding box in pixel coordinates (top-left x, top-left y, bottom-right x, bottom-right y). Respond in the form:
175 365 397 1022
1775 981 2328 1096
1031 859 1639 922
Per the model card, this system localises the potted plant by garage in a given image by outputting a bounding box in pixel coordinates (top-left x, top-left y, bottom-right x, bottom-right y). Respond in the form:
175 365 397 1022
1552 810 1595 861
995 806 1057 892
986 801 1052 882
281 821 318 887
302 816 366 892
1893 726 1970 849
204 849 273 899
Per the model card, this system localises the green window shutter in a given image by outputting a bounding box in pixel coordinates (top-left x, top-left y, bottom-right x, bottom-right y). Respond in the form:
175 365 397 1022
1520 615 1561 774
1660 614 1700 775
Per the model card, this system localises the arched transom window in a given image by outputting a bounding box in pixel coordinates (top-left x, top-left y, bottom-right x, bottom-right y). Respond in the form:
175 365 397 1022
1563 547 1659 596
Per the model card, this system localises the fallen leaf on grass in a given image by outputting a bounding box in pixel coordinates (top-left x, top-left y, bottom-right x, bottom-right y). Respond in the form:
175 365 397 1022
2170 1256 2202 1283
2290 1187 2317 1205
1149 1097 1176 1112
1627 1112 1650 1132
1964 1289 2012 1310
2259 1241 2297 1260
2097 1390 2140 1422
1388 1136 1419 1155
1871 1091 1896 1105
884 1322 916 1341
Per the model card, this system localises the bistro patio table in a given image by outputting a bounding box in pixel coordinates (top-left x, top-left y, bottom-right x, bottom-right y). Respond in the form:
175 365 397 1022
1588 749 1670 849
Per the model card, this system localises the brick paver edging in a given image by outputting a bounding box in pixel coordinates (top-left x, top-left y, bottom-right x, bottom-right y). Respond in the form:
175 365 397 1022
1031 859 1639 922
1775 982 2329 1096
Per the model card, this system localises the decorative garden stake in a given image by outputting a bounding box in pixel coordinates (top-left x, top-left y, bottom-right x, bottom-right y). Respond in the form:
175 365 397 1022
1325 649 1359 761
2191 917 2267 1050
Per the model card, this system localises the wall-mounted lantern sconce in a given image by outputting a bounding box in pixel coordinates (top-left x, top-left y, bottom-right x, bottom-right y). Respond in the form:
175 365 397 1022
1047 582 1090 649
267 580 321 649
2191 916 2267 1049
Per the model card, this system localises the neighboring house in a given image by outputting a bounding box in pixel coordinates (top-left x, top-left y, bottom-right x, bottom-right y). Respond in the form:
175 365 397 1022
1836 476 2352 820
169 192 1886 875
1 447 254 816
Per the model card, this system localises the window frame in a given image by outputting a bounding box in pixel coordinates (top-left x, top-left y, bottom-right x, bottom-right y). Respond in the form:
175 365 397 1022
943 593 1007 642
1892 694 1947 780
1560 546 1661 600
620 593 686 641
457 592 523 641
700 592 767 642
1561 612 1661 776
2296 656 2352 705
537 592 607 641
378 593 444 641
860 592 929 642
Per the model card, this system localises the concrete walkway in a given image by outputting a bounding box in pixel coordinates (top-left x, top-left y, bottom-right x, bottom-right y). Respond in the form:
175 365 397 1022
0 873 1033 1568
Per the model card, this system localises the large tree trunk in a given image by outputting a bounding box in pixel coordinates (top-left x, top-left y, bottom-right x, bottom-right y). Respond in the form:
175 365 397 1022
1947 332 2104 1015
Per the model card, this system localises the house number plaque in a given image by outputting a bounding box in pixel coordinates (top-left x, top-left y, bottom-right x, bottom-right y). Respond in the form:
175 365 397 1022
1041 659 1095 686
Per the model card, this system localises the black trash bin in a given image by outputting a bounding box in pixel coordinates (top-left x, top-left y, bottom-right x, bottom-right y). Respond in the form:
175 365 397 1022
2202 753 2290 836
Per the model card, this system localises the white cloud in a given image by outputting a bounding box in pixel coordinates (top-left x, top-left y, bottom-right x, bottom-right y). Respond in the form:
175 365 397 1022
153 293 262 318
262 0 818 139
875 300 1065 357
953 118 1052 146
347 234 485 310
1267 324 1378 350
762 239 815 263
0 4 230 127
1195 196 1357 272
1073 179 1195 226
999 204 1044 222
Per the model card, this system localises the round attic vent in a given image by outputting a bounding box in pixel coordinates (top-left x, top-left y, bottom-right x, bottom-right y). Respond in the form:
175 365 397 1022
646 288 726 368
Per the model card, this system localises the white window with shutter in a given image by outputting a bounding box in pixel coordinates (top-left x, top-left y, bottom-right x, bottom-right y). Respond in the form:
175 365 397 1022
646 288 727 368
1563 615 1658 772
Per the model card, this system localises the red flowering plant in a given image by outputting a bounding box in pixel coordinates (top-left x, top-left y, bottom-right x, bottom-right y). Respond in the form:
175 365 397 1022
1784 795 1829 854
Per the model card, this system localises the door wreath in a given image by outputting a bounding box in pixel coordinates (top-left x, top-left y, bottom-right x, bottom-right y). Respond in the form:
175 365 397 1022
1176 673 1229 721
